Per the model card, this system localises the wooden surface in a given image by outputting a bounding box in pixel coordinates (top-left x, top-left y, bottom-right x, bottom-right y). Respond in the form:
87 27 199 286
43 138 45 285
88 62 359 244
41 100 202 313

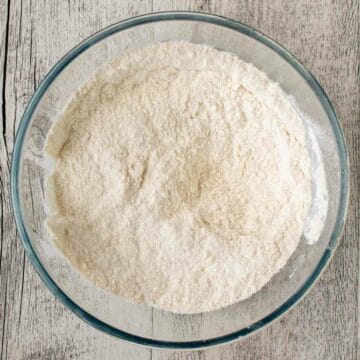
0 0 359 359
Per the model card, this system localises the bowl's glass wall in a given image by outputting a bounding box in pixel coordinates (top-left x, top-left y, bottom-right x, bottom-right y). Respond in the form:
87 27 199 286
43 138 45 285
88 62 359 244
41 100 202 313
18 19 341 342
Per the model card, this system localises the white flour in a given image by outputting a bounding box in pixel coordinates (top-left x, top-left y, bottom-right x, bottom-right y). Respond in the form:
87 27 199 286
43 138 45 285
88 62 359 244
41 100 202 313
45 42 314 314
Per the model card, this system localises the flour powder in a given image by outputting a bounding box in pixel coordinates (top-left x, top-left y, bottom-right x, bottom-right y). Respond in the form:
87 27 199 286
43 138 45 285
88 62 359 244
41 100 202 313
45 42 312 314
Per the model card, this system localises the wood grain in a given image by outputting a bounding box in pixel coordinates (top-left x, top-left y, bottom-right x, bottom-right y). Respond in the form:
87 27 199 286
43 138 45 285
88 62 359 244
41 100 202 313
0 0 359 359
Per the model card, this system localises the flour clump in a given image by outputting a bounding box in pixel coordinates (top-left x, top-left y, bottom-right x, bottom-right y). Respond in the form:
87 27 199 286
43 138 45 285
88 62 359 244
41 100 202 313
45 42 312 314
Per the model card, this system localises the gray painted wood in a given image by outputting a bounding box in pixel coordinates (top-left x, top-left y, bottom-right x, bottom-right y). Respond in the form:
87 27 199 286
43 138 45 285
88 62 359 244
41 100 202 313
0 0 359 359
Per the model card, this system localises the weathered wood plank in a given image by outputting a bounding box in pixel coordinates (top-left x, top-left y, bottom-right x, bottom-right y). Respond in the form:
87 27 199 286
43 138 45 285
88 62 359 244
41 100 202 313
1 0 152 359
0 0 10 359
152 0 210 12
205 1 360 359
0 0 358 359
151 1 359 359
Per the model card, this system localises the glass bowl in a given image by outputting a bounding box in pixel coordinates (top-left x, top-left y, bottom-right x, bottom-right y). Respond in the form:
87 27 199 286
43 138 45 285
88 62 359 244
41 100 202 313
11 12 349 349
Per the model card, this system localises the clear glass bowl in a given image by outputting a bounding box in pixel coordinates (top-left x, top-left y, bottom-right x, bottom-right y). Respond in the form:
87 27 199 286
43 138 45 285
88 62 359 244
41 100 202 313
11 12 349 349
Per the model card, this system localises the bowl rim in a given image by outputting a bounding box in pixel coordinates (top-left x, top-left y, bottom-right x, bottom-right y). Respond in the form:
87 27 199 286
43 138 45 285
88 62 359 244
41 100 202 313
11 11 350 350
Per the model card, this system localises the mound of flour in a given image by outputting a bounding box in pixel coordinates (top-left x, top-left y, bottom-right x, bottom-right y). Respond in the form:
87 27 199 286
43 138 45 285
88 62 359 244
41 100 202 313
45 42 312 314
